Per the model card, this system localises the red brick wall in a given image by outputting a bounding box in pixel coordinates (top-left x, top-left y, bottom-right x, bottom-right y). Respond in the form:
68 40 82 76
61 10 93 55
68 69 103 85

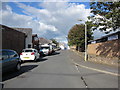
2 25 25 55
87 39 120 58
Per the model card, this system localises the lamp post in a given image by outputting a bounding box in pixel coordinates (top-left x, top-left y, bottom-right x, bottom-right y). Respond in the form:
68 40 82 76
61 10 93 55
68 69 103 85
84 23 87 61
78 20 87 61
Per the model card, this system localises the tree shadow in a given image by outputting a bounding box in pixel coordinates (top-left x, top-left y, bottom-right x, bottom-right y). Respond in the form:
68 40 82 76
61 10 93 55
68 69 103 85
2 65 38 82
96 40 119 57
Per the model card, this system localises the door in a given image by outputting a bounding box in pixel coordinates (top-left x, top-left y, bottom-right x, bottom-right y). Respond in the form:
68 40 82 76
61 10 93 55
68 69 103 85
2 51 11 72
7 51 19 69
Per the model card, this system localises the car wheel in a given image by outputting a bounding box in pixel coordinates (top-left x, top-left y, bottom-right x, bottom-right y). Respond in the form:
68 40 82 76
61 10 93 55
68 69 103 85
15 63 21 71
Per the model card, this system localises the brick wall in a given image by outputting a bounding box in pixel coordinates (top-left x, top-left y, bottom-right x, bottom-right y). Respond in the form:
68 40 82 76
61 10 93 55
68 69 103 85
2 25 25 55
87 39 120 58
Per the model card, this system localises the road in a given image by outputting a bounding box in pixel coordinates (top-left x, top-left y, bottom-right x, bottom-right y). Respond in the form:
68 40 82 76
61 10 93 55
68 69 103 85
3 50 119 88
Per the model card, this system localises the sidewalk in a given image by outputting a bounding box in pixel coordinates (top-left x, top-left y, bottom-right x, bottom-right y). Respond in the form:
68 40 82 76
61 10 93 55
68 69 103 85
69 49 119 76
71 49 119 67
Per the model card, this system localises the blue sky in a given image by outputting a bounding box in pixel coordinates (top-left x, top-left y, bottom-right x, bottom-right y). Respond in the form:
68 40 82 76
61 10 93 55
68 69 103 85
1 1 105 43
7 2 90 15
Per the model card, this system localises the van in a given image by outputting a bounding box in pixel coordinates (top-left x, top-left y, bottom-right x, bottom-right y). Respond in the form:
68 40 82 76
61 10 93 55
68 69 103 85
40 44 52 55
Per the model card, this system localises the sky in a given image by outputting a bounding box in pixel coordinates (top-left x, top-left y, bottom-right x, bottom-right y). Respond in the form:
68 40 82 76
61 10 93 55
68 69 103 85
1 1 106 44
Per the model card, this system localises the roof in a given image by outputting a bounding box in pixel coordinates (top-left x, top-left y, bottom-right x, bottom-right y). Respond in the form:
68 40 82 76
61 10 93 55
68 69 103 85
0 49 16 52
92 31 120 42
12 27 32 35
1 24 25 35
23 48 37 50
39 37 52 44
32 34 38 37
41 44 50 47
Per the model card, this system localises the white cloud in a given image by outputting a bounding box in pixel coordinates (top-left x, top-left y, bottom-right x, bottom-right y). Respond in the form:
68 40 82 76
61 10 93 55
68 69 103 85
1 2 91 42
39 22 58 31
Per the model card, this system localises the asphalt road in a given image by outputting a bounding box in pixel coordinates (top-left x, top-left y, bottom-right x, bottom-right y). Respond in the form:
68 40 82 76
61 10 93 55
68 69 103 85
2 50 119 88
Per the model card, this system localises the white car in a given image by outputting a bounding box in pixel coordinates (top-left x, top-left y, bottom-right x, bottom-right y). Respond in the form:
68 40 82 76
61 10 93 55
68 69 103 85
40 44 52 55
20 48 40 61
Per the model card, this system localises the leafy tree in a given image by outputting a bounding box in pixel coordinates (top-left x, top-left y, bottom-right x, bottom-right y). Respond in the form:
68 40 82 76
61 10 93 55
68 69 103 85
89 2 120 33
68 24 93 52
50 39 59 46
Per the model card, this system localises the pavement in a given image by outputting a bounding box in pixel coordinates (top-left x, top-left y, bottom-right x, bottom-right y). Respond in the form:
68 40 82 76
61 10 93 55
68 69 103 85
70 49 119 76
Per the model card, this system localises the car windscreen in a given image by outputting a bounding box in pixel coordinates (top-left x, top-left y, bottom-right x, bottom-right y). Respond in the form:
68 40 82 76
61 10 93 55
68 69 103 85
23 50 33 52
41 47 49 49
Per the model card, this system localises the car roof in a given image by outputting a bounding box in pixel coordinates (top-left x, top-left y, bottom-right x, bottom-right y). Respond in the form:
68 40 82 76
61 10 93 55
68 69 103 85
0 49 16 52
23 48 37 50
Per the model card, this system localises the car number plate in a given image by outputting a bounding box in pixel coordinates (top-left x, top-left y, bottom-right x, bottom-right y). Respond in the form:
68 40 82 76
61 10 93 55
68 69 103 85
24 57 29 59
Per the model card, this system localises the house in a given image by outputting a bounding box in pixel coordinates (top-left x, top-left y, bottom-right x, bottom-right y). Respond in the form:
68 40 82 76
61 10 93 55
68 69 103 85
88 31 120 44
1 24 26 54
12 27 32 48
39 37 52 45
59 43 65 50
87 31 120 57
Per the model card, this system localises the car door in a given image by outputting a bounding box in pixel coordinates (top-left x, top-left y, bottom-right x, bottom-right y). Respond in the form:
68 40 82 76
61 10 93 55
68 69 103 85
2 51 12 72
7 51 19 69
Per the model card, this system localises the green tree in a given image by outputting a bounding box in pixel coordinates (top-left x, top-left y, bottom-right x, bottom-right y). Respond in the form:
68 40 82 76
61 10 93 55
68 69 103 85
68 24 93 52
89 2 120 33
50 39 59 46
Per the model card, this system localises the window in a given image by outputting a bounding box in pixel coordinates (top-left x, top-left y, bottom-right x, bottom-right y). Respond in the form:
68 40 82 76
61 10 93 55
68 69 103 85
24 50 33 52
41 47 49 49
1 51 9 60
8 51 17 58
34 50 37 53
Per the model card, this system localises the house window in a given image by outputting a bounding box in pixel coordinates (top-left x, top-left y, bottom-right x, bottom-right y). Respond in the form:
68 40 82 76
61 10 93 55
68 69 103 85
108 35 118 41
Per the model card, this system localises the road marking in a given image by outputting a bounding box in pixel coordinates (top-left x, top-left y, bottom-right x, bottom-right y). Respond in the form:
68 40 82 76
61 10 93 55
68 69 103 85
72 61 120 76
75 65 80 73
74 64 89 89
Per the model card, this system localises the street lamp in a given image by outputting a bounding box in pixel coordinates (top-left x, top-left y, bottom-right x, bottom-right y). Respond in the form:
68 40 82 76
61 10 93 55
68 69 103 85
84 23 87 61
78 20 87 61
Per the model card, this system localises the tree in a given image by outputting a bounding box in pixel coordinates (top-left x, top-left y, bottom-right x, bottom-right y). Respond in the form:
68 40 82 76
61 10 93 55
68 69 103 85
68 24 93 52
89 2 120 33
50 39 59 46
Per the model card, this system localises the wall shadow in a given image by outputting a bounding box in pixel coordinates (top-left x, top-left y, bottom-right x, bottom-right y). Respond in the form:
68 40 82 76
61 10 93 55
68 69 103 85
2 65 38 82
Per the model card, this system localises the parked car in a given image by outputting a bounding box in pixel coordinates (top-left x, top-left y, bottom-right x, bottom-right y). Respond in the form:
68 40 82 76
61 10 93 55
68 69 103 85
20 48 40 62
0 49 21 73
40 44 52 56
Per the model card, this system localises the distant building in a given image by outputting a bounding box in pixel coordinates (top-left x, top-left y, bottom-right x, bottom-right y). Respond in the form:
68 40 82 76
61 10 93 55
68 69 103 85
59 43 65 50
12 27 32 48
1 24 26 54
